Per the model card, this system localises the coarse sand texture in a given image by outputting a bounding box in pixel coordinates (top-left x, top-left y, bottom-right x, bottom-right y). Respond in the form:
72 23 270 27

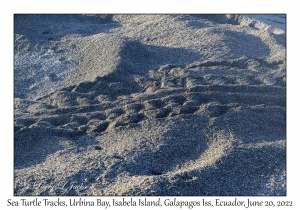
14 14 286 196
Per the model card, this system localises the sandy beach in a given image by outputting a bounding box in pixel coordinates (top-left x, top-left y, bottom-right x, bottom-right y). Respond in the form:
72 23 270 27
14 14 286 196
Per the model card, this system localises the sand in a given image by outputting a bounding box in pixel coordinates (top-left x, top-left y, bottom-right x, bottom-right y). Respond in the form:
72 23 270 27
14 14 286 196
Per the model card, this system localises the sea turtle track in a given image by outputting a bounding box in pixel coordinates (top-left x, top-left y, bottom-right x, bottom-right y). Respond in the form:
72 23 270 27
15 87 285 141
14 59 285 140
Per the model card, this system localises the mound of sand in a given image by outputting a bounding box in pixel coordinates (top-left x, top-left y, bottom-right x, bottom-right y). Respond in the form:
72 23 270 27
14 14 286 196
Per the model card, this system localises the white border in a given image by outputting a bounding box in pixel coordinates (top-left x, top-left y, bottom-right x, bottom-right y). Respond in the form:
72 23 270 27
2 0 298 209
